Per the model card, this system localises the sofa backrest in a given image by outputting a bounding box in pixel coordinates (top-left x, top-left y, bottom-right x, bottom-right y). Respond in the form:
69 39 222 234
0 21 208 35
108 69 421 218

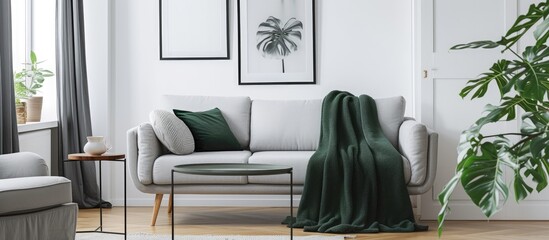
249 96 405 152
250 99 322 151
163 95 251 148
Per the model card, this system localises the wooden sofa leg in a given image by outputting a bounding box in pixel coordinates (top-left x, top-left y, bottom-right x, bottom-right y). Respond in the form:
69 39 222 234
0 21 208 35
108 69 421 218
168 193 173 213
151 194 163 226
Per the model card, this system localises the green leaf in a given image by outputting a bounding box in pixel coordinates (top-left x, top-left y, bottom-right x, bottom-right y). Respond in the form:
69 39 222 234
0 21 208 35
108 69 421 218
530 136 548 158
498 1 549 50
42 69 53 74
534 17 549 41
506 46 549 101
437 173 461 237
460 142 508 217
540 159 549 191
459 60 511 99
514 171 533 201
30 51 37 64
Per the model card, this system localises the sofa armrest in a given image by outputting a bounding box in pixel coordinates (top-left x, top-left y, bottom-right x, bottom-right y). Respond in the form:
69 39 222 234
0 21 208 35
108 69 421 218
127 123 164 187
0 152 48 179
398 119 438 195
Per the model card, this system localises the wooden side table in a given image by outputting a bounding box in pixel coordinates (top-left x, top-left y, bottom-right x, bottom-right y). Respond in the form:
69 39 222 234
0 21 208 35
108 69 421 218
66 153 127 239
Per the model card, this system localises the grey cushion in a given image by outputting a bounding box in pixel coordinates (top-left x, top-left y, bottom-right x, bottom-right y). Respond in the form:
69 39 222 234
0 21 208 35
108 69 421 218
163 95 251 148
152 151 252 184
250 100 322 152
399 119 429 186
0 176 72 216
248 151 314 184
149 110 194 155
137 123 164 184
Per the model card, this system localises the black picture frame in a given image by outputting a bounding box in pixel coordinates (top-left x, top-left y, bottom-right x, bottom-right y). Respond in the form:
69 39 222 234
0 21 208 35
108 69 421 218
237 0 316 85
159 0 230 60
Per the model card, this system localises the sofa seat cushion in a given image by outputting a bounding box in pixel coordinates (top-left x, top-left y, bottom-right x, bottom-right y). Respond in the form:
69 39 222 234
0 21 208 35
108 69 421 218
248 151 314 185
0 176 72 216
152 151 252 184
248 151 411 185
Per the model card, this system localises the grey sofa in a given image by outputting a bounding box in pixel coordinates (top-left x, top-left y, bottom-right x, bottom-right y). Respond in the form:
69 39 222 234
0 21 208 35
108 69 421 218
0 152 77 240
127 95 438 226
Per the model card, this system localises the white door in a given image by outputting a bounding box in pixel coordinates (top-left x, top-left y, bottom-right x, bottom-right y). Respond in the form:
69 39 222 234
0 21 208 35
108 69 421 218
418 0 549 220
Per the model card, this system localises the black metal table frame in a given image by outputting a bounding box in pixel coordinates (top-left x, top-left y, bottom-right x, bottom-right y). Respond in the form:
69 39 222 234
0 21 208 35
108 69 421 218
65 158 127 239
170 165 294 240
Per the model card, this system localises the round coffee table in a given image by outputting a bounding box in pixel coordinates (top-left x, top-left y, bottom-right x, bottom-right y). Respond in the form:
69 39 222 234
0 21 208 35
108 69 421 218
170 163 294 240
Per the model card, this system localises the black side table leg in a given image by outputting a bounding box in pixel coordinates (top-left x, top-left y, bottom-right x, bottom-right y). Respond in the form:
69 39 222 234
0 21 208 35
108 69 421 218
124 159 127 240
99 160 103 232
171 169 175 240
290 171 293 240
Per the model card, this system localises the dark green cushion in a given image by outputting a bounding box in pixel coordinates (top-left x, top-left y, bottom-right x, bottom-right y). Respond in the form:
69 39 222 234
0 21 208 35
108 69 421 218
173 108 242 151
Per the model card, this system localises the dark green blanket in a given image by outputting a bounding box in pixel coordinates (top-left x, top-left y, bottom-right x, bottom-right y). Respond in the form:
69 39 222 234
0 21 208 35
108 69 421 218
287 91 426 233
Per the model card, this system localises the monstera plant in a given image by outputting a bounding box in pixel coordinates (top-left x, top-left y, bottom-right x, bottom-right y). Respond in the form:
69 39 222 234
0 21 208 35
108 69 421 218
256 16 303 73
438 0 549 236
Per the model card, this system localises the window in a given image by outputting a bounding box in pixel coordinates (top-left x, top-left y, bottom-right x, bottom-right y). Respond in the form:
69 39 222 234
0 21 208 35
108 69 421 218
12 0 57 122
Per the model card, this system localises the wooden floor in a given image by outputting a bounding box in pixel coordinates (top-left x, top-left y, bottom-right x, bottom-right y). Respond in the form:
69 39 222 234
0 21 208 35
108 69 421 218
77 207 549 239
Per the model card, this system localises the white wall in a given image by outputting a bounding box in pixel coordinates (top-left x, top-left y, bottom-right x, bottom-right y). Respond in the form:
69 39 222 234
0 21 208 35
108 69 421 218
86 0 415 206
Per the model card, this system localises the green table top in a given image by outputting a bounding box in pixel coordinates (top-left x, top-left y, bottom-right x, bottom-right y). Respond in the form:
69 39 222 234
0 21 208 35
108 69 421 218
173 163 293 176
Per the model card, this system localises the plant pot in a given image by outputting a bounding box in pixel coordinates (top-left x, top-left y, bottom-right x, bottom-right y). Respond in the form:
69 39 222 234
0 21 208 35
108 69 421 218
26 96 43 122
16 102 27 124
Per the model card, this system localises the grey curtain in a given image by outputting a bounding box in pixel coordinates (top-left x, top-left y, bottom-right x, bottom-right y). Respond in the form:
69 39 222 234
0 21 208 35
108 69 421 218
56 0 107 208
0 0 20 154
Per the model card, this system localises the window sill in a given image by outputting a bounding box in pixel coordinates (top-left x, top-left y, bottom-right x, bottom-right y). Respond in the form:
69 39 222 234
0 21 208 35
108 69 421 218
18 121 58 133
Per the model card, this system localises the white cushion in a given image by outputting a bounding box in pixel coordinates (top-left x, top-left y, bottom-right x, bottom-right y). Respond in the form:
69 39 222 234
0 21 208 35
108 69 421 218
250 100 321 151
248 151 314 185
163 95 251 148
399 120 429 186
152 151 252 184
0 176 72 215
249 97 405 151
149 110 194 155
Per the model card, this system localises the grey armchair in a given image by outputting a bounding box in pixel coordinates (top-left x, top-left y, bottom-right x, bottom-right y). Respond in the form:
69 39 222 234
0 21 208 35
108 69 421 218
0 152 77 240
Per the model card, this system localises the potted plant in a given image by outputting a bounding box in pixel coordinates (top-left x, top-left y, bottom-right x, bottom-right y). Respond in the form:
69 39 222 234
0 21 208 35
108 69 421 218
13 51 54 122
438 0 549 236
14 99 26 124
